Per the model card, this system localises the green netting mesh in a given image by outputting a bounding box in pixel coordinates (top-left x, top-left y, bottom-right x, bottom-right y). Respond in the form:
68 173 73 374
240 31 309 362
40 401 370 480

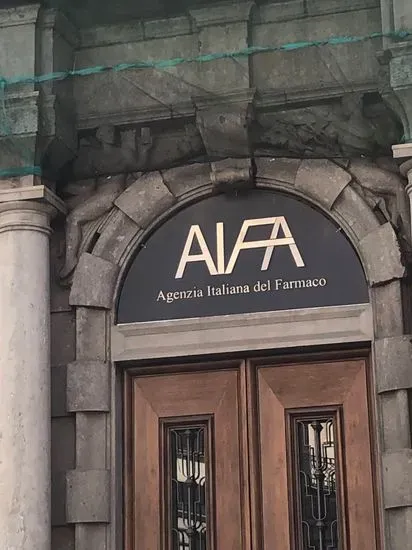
0 0 411 178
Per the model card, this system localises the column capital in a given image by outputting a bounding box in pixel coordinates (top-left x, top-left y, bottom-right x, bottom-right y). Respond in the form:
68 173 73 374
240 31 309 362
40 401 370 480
0 184 67 215
393 143 412 160
0 185 67 235
393 144 412 192
393 143 412 241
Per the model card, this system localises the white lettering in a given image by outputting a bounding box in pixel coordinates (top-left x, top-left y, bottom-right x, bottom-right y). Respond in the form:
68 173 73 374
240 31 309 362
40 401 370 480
175 225 218 279
225 216 304 275
175 216 305 279
272 277 328 290
156 290 166 301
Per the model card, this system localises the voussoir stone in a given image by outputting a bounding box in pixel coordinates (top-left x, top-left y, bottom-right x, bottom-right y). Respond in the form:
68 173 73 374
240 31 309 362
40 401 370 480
162 163 211 197
114 171 176 227
359 223 405 286
69 253 119 309
92 208 141 265
332 185 380 241
255 157 301 184
295 159 351 209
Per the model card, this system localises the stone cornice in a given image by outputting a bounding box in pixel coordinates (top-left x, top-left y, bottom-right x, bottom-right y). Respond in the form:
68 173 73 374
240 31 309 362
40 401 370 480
76 82 378 130
193 87 256 109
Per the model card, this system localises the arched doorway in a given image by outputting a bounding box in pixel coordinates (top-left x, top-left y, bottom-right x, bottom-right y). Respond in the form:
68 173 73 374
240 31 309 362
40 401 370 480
116 188 378 550
67 159 408 550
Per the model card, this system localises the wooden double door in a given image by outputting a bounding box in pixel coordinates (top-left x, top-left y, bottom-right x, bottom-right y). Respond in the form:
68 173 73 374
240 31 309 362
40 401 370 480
125 357 379 550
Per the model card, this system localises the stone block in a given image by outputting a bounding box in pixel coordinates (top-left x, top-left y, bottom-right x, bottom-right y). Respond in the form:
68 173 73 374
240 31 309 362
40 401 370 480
382 449 412 509
252 32 378 93
307 0 377 16
162 163 211 197
372 281 405 338
190 2 254 27
295 159 351 209
92 208 141 265
375 337 412 393
76 308 107 361
52 526 75 550
52 417 76 472
67 361 110 413
255 157 301 185
76 413 108 470
114 171 175 228
255 1 304 23
359 223 405 286
380 390 411 451
66 470 110 523
70 253 119 309
51 311 76 367
51 471 67 526
332 185 380 241
386 507 412 550
51 365 68 417
79 22 144 49
144 15 191 39
75 524 107 550
393 0 412 32
0 5 39 82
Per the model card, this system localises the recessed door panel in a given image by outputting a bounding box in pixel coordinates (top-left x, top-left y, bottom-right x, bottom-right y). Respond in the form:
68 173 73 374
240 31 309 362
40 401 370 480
257 359 377 550
125 369 246 550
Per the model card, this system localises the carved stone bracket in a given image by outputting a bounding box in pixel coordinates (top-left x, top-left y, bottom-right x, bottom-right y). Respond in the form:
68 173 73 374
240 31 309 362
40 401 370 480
210 157 255 193
194 89 256 158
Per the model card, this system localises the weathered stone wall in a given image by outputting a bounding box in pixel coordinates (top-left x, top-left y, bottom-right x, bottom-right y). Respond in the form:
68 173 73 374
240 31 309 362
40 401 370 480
0 1 412 549
74 0 382 129
46 157 411 550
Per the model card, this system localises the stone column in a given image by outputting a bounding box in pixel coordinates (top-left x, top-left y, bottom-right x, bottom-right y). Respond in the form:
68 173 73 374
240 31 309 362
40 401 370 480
0 186 65 550
393 143 412 240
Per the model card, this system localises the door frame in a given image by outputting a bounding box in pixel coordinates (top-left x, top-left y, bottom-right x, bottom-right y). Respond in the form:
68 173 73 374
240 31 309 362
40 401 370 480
123 349 382 550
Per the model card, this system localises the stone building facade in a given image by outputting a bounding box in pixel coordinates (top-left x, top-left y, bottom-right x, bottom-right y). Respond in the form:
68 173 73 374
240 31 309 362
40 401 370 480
1 1 412 549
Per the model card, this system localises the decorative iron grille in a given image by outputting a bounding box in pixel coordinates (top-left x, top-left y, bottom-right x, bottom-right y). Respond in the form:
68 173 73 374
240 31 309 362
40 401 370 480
169 426 207 550
294 416 340 550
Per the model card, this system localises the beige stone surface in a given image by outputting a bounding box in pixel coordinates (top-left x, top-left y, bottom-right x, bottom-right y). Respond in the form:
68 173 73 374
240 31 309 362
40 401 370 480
0 202 52 550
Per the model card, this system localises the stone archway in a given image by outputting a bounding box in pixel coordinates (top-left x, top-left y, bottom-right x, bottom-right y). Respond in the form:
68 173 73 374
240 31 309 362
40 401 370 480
64 157 412 549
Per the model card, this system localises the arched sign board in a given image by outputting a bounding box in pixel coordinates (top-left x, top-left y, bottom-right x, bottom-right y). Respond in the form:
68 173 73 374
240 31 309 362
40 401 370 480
117 190 369 324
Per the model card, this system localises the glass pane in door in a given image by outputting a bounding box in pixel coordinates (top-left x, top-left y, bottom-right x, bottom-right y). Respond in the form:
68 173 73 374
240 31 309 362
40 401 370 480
292 415 341 550
168 425 208 550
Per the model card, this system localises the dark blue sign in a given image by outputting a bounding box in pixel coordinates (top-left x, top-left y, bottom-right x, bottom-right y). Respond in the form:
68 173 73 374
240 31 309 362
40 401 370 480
117 190 369 323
